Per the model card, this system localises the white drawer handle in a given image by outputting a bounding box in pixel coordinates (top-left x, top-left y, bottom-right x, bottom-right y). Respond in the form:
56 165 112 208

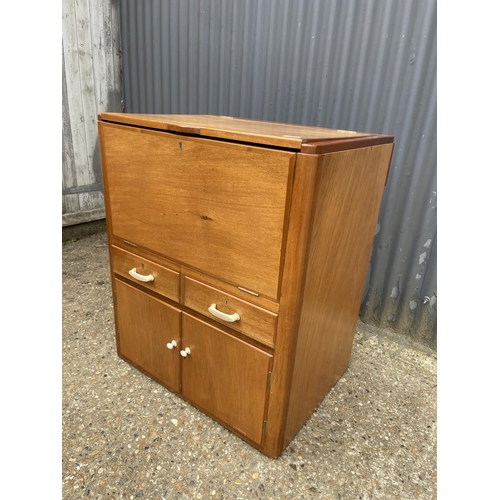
208 303 240 323
180 347 191 358
128 268 154 282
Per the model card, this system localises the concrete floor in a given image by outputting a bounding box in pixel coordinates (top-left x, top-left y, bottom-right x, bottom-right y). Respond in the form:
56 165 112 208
62 231 437 500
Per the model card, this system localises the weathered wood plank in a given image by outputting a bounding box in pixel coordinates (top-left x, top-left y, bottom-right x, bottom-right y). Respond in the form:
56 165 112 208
73 0 99 186
78 191 96 213
62 45 78 193
62 0 91 187
109 0 123 111
62 194 80 217
62 0 122 225
90 190 105 211
89 0 122 112
62 208 106 227
89 0 106 114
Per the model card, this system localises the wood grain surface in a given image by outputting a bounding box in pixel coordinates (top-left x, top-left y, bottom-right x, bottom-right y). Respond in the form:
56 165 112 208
180 266 279 314
111 245 180 302
262 153 321 457
283 144 394 446
100 122 294 300
115 279 181 392
99 115 395 458
181 313 272 445
183 276 277 348
99 113 383 150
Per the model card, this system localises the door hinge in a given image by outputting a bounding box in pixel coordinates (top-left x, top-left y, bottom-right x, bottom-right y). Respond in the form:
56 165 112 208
262 420 267 436
267 371 272 388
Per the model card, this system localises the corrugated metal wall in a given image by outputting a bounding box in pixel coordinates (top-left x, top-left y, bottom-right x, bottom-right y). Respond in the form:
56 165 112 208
62 0 123 227
118 0 437 347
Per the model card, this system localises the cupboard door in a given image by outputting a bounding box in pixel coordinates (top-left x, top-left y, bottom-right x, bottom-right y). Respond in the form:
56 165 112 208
115 279 181 392
181 313 272 445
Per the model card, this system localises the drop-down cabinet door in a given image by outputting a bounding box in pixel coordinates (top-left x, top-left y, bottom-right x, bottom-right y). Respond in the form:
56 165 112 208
114 279 181 392
100 122 295 300
180 313 273 445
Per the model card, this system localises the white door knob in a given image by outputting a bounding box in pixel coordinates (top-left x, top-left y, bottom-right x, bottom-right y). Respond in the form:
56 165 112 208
166 340 177 349
180 347 191 358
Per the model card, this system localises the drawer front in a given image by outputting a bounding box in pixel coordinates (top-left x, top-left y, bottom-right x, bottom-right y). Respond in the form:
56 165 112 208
101 122 295 300
181 313 272 445
183 276 277 348
111 245 179 302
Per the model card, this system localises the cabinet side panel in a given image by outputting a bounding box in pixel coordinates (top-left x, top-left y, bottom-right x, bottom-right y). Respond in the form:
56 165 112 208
262 154 320 458
284 143 394 446
98 121 120 354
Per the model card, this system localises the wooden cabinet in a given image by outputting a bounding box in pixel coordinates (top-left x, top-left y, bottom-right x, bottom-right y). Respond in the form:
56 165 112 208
98 113 394 457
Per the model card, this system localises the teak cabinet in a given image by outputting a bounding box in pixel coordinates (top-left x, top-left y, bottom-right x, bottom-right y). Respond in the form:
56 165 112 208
98 114 394 458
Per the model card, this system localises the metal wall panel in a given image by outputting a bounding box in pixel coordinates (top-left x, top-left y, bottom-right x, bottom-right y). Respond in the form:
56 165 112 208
118 0 437 346
62 0 123 226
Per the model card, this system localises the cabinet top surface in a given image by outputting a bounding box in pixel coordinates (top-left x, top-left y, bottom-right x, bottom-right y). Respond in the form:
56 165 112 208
99 113 393 153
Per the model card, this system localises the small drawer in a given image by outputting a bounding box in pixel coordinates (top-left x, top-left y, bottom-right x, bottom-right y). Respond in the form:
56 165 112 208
111 245 179 302
183 276 277 347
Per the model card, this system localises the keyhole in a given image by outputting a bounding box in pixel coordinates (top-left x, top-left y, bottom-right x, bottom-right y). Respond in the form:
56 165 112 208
141 263 144 269
225 299 229 306
179 142 182 150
